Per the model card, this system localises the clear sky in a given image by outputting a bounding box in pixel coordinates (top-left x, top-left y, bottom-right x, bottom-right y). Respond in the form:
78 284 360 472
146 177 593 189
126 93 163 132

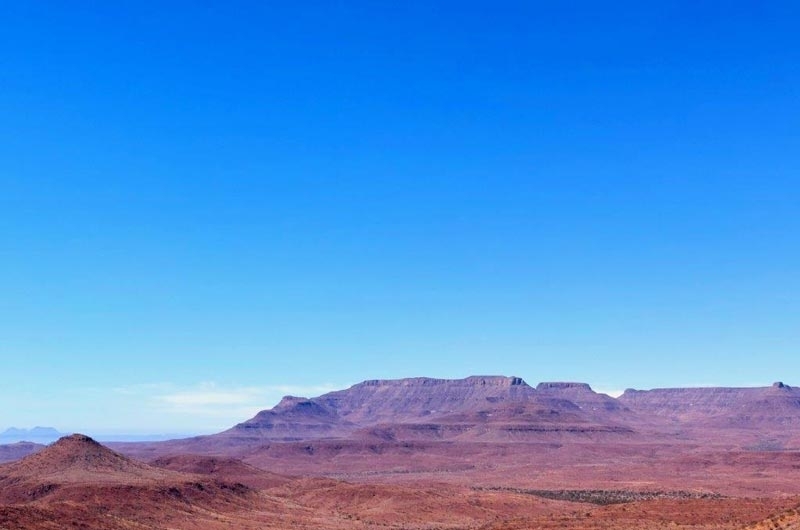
2 2 798 435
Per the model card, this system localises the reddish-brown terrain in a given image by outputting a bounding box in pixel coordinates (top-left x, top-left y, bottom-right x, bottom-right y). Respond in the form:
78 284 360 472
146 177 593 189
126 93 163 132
2 376 800 529
0 442 42 464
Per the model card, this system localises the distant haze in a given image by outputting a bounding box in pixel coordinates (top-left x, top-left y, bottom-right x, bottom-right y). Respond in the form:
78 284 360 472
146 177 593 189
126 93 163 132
0 427 63 444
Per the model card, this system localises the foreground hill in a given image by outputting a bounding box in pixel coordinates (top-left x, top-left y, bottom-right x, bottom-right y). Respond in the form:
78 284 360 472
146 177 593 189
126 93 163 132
2 437 798 530
0 434 262 528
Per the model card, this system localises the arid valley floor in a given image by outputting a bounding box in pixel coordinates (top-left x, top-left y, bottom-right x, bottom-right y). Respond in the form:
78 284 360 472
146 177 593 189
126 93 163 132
2 376 800 529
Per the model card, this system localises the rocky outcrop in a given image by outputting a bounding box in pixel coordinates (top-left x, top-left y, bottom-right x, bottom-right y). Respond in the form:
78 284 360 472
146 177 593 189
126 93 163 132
223 398 354 441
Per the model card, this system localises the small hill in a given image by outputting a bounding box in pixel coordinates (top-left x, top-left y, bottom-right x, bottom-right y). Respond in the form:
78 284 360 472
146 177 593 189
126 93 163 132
151 454 292 489
0 434 257 501
0 441 43 463
0 434 170 485
0 434 180 503
0 434 259 529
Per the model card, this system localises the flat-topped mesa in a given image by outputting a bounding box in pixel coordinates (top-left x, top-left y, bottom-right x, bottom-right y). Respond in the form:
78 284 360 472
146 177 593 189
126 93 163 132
222 376 539 440
316 376 537 424
618 383 800 426
618 386 754 408
619 383 800 401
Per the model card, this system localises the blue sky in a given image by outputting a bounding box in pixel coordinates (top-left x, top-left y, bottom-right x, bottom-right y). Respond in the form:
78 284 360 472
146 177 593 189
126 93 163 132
2 2 798 434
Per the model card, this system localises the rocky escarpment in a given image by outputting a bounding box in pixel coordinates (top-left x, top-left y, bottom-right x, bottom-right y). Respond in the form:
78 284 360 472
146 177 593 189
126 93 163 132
618 382 800 429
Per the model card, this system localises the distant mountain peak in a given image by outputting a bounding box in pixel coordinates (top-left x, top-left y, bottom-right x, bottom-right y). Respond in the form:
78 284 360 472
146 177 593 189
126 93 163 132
2 426 60 435
0 426 64 444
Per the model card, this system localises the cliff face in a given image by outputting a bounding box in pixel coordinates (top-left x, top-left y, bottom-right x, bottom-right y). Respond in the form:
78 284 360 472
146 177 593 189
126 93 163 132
536 382 629 414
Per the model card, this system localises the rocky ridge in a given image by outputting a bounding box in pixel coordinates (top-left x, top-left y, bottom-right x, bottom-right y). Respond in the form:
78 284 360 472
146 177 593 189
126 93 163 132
208 376 800 446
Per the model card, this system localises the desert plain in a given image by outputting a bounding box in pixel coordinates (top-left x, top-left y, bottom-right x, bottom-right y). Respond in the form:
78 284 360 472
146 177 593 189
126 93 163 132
2 376 799 529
